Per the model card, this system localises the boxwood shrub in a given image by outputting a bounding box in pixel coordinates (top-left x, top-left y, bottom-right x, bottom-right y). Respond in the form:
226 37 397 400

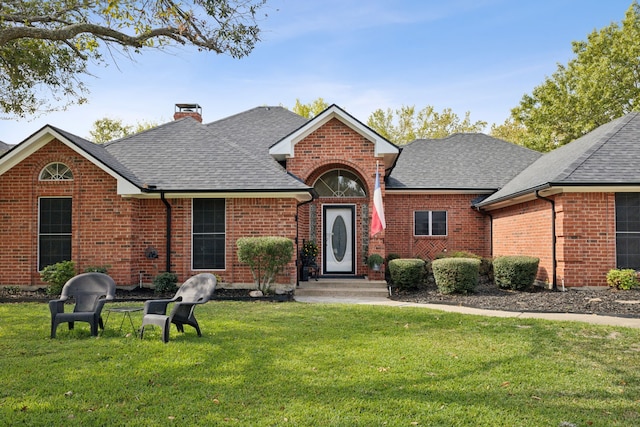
493 256 539 290
606 269 639 290
431 257 480 294
388 258 426 291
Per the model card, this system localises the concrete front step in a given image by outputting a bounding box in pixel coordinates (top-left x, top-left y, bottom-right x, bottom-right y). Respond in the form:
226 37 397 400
296 278 389 298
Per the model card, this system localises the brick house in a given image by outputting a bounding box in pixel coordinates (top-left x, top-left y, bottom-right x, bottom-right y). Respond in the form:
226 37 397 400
1 104 636 289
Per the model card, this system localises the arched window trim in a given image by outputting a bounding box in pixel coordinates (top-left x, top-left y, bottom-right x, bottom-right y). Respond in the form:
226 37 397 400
313 169 367 198
39 162 74 181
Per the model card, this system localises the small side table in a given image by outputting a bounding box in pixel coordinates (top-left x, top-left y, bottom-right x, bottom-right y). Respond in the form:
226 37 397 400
104 306 143 334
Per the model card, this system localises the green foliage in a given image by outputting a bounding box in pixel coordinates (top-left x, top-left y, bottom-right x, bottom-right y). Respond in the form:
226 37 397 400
153 272 178 294
366 253 385 269
432 258 480 294
291 98 329 119
237 236 294 293
366 104 487 145
40 260 76 295
606 268 639 290
0 0 266 117
493 256 540 290
435 251 493 279
88 117 158 143
510 2 640 151
83 265 110 274
388 258 426 291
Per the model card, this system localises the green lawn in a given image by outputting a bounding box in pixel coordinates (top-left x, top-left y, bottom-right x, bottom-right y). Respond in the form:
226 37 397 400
1 301 639 426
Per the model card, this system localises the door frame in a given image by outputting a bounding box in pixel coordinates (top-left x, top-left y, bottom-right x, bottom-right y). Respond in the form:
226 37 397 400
322 204 356 275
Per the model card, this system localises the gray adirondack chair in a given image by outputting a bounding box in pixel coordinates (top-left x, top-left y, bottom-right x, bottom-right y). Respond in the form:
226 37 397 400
49 272 117 338
139 273 217 343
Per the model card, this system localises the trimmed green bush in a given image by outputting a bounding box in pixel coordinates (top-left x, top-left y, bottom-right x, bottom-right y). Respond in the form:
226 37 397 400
237 236 294 293
607 269 639 290
432 258 480 294
388 258 426 290
40 260 76 295
153 272 178 294
493 256 539 290
84 265 110 274
434 251 492 281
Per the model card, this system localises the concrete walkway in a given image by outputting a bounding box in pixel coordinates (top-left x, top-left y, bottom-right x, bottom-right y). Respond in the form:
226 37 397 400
294 296 640 328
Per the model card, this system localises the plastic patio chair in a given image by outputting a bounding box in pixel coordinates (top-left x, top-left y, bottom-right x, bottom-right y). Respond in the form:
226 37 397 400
139 273 217 343
49 272 117 338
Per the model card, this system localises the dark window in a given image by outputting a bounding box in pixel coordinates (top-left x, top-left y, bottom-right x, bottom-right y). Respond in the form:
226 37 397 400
616 193 640 269
39 198 72 270
414 211 447 236
192 199 225 269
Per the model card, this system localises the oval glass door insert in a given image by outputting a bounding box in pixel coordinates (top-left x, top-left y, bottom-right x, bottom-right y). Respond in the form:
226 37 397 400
332 215 347 261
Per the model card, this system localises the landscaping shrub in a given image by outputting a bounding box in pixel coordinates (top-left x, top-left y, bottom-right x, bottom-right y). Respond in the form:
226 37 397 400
432 258 480 294
237 236 293 293
40 260 77 296
493 256 539 290
153 272 178 294
84 265 110 274
607 269 639 290
434 251 492 283
388 258 426 291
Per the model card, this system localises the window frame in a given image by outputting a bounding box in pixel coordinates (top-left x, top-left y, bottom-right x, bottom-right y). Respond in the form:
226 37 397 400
191 198 226 270
313 169 367 198
414 210 448 237
615 193 640 269
39 162 73 181
38 197 72 271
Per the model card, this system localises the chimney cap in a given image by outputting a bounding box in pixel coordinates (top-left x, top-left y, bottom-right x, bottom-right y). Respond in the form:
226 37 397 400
175 103 201 113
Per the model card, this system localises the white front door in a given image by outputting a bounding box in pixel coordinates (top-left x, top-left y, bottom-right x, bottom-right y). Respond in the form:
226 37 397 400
323 206 355 274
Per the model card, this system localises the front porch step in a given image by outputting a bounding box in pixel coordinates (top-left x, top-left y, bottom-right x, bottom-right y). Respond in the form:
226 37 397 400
296 278 389 298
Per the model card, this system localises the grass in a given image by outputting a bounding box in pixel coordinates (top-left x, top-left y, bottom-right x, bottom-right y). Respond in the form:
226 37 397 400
1 301 640 426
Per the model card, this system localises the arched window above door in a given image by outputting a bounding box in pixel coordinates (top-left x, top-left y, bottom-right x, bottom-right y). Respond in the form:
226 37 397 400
39 163 73 181
314 169 366 198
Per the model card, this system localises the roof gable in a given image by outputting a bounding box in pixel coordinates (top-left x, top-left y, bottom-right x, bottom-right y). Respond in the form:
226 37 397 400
0 125 141 194
387 133 541 191
269 104 399 168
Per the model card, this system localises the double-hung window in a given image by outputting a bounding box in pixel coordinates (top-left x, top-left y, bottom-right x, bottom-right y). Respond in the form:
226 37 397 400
192 199 225 269
616 193 640 269
414 210 447 236
39 197 72 270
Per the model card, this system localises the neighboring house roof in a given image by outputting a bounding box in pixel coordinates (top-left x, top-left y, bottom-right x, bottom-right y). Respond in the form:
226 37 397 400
477 112 640 208
0 141 11 153
270 104 400 169
105 109 312 194
387 133 542 192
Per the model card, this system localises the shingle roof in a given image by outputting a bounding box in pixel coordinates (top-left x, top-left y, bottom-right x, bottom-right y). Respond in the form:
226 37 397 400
0 141 11 153
478 112 640 206
49 126 141 186
387 133 542 190
104 108 311 192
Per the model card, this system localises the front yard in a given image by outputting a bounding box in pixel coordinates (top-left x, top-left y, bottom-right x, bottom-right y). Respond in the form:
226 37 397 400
1 300 639 426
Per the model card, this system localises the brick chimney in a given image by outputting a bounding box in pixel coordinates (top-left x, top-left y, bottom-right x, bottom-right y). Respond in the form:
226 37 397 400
174 103 202 122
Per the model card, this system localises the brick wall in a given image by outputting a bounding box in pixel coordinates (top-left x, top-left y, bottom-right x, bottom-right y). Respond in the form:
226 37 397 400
491 193 616 288
286 118 385 277
385 193 490 259
0 140 140 286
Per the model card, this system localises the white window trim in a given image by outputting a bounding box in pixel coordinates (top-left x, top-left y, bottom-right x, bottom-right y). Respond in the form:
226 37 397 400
39 162 74 181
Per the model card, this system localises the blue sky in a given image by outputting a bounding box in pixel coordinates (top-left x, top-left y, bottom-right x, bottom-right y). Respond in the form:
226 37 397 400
0 0 635 144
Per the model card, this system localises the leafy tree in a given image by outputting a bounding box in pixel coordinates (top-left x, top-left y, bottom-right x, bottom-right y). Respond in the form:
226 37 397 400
0 0 267 118
89 117 158 143
291 98 329 119
489 117 532 147
511 1 640 151
367 105 487 145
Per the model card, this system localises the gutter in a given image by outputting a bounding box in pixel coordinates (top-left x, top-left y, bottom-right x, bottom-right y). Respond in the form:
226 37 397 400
161 192 172 273
535 190 557 291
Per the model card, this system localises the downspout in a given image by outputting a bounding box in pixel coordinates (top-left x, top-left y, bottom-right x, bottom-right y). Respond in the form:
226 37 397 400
535 190 557 291
474 206 493 257
161 192 172 273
